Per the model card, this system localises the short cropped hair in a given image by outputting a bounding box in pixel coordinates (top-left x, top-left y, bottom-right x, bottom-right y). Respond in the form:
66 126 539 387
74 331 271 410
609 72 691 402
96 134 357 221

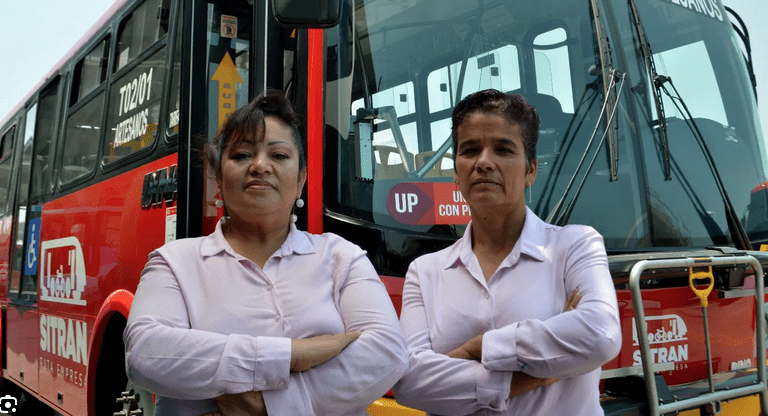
451 89 540 167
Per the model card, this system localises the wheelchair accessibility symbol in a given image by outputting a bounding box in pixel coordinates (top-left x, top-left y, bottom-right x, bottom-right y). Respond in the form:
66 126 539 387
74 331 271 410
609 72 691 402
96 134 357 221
24 218 41 275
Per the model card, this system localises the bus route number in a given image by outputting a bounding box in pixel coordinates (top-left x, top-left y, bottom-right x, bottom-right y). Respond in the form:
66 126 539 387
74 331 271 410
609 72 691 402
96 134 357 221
117 68 153 117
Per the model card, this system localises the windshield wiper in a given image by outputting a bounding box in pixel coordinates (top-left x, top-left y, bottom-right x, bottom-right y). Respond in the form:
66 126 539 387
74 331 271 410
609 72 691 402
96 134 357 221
627 0 671 180
535 79 600 214
589 0 619 181
559 72 626 224
547 69 626 225
545 0 623 224
625 0 752 250
656 77 753 250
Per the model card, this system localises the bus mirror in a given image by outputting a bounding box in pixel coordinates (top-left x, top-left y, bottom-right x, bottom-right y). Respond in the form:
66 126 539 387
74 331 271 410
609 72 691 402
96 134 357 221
272 0 342 28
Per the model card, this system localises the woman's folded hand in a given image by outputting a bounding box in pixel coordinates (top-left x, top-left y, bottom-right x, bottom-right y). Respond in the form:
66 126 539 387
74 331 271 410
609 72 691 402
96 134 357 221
290 331 362 372
201 390 266 416
509 371 559 398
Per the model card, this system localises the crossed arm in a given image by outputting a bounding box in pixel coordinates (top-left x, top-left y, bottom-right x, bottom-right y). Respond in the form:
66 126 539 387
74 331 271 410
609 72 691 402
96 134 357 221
125 248 407 416
443 291 582 399
393 231 621 414
203 332 362 416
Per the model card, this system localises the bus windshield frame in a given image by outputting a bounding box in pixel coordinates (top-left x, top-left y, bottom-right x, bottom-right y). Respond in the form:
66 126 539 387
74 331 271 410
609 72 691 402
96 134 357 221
321 0 768 267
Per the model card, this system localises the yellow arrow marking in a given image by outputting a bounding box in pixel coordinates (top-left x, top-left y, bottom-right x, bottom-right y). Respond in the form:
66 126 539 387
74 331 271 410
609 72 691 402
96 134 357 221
211 52 244 128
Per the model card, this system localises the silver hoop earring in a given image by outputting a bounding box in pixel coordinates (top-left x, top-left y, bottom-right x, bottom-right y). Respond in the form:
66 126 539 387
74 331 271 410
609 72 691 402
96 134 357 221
295 198 304 208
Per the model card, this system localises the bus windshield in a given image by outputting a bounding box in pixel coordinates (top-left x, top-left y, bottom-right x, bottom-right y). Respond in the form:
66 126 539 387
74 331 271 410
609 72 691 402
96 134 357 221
323 0 768 259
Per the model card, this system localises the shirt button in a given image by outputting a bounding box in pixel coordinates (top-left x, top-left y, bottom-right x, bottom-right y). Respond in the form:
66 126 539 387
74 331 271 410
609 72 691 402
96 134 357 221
485 293 490 299
275 315 281 322
266 285 272 291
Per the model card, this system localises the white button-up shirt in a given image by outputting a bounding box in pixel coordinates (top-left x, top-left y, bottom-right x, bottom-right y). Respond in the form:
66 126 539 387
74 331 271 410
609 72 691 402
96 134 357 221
124 222 408 416
394 208 621 415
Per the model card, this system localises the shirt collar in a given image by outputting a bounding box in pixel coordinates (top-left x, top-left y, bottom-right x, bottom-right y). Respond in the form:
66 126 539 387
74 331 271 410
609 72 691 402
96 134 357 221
446 206 548 270
279 223 315 256
200 220 315 259
515 207 548 263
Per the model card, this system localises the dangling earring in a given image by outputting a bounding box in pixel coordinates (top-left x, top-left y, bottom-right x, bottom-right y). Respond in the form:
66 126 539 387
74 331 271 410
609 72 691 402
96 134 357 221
215 199 224 208
291 198 303 223
527 184 532 204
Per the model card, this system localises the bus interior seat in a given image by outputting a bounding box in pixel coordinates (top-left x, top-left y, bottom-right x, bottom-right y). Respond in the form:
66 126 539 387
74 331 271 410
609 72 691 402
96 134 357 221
414 151 453 178
374 145 414 179
508 92 572 182
687 117 759 193
523 93 570 133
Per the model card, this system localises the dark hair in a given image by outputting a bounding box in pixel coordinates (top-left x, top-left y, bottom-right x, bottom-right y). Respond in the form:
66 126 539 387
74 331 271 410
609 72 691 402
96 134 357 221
205 89 306 183
451 89 540 167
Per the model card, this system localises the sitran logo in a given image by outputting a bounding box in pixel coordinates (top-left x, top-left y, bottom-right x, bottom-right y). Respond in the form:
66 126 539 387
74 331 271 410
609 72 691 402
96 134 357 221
39 237 87 305
632 314 688 346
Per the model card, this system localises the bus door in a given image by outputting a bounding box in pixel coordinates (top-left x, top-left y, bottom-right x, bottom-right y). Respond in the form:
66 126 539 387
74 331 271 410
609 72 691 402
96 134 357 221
5 75 62 401
5 101 42 394
183 0 252 236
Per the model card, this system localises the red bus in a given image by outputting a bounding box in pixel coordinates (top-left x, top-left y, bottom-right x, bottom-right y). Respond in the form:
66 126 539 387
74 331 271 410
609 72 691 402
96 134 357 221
0 0 766 414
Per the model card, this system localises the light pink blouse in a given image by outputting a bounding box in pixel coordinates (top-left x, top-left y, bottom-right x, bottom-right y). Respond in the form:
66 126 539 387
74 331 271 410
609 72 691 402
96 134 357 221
394 208 621 415
124 222 408 416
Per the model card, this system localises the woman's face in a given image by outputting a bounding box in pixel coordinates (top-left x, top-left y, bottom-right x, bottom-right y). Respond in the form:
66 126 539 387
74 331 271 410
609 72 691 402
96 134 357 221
218 116 307 224
454 111 537 217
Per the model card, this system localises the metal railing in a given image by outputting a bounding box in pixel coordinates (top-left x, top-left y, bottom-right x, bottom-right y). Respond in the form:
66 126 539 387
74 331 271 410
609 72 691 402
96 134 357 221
629 255 768 415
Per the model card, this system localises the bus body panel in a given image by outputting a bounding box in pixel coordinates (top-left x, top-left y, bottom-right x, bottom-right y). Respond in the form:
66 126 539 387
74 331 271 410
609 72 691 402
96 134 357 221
607 287 760 386
29 153 178 414
37 307 92 415
38 153 177 315
85 288 134 414
0 217 11 301
5 305 39 394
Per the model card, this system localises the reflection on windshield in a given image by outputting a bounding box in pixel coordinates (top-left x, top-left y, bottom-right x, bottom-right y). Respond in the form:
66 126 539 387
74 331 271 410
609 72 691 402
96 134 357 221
324 0 768 254
631 0 768 245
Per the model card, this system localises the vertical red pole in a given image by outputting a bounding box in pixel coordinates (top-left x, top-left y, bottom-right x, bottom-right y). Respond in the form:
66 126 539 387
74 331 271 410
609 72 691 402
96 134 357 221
306 29 324 234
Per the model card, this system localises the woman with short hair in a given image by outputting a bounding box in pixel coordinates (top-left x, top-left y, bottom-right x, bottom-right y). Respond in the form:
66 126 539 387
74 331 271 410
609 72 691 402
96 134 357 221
394 89 621 416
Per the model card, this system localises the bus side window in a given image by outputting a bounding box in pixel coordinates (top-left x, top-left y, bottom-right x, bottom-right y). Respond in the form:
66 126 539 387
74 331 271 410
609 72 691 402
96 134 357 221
115 0 170 71
30 78 61 201
11 104 38 300
61 38 110 185
104 0 169 164
0 126 15 216
71 38 109 106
